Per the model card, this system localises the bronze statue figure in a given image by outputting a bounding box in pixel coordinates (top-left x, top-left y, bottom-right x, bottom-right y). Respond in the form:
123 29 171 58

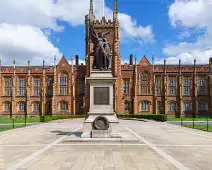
90 25 111 70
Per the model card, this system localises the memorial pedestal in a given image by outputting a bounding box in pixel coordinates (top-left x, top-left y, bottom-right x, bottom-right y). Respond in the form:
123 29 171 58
81 70 121 138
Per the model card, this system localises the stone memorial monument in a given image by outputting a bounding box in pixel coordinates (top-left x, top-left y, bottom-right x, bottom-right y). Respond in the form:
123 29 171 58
81 30 120 138
81 0 121 138
81 69 121 138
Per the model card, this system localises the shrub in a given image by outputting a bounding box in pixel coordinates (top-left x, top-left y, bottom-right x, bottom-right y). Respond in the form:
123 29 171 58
40 115 85 122
117 114 167 122
40 116 52 122
52 115 85 120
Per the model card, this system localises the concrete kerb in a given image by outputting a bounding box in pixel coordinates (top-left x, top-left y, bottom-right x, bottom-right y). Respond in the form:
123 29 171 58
119 117 156 122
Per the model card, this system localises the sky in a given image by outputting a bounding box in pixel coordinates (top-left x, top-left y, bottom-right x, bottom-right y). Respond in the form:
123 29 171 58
0 0 212 66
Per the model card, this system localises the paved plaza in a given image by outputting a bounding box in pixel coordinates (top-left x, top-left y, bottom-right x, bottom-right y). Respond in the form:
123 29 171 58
1 118 212 170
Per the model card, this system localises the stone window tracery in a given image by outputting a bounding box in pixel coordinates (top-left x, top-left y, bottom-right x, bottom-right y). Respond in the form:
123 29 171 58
60 72 68 95
140 72 150 95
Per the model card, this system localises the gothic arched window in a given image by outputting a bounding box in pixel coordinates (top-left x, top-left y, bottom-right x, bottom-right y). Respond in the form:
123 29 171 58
168 102 176 112
4 102 12 112
47 77 53 96
124 101 130 113
60 72 68 95
59 101 69 111
184 101 192 111
198 77 207 95
80 80 85 95
33 102 40 112
141 101 150 111
140 72 150 95
123 79 129 94
198 101 208 112
78 101 84 114
19 102 26 112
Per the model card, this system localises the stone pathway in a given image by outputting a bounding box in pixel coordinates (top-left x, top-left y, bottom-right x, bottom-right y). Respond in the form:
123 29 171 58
1 118 212 170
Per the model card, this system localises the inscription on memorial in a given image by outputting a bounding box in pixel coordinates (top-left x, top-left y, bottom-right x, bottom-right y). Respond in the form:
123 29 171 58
94 87 109 105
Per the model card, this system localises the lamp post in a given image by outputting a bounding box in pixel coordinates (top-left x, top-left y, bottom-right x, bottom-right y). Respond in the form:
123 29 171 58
10 90 13 119
25 92 28 127
39 89 43 119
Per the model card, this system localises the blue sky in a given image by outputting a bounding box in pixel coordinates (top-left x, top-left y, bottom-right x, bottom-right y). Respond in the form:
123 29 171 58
0 0 212 65
51 0 174 64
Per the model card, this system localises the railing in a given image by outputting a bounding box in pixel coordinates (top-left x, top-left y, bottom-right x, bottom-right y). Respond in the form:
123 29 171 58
0 115 85 132
0 117 40 132
168 117 212 132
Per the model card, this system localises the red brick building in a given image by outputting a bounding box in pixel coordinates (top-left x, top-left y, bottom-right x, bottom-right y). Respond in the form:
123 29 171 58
0 0 211 118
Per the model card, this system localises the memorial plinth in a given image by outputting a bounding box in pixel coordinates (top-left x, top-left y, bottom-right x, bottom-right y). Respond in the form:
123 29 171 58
81 70 121 138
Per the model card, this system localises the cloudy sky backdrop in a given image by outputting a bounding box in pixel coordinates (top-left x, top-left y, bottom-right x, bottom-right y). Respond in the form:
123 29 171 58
0 0 212 65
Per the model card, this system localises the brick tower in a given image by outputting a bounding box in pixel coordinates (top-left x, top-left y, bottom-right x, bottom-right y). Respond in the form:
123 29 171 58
84 0 122 114
82 0 121 138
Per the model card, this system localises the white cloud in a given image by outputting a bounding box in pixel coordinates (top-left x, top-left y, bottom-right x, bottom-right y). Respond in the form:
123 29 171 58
169 0 212 29
119 13 155 45
69 58 85 65
0 23 61 65
0 0 64 31
93 2 155 45
160 0 212 64
122 59 130 64
0 0 155 65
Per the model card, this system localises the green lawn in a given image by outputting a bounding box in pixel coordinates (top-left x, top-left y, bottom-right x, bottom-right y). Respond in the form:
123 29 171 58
0 117 41 124
0 116 84 132
0 125 25 132
168 118 212 122
186 125 212 132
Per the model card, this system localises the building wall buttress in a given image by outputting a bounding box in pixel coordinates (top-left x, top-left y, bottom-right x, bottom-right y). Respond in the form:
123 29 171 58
27 61 30 117
71 56 76 115
52 57 56 115
179 59 182 117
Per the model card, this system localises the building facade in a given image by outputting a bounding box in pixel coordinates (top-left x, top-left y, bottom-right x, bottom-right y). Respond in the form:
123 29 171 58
0 0 212 118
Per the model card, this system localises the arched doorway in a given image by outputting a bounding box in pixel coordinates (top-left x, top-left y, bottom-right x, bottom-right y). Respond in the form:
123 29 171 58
46 102 52 116
78 101 84 115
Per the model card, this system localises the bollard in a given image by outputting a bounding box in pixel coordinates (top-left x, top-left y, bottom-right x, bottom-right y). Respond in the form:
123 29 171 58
12 118 15 129
25 115 27 127
181 116 183 127
207 117 209 132
193 117 194 129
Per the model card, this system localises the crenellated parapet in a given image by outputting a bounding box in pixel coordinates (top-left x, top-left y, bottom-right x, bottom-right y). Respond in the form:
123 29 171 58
154 64 209 73
121 64 134 71
94 18 114 26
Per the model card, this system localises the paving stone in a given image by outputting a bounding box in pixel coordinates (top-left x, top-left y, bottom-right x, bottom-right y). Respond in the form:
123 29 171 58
103 167 114 170
93 166 104 170
71 152 87 170
2 119 212 170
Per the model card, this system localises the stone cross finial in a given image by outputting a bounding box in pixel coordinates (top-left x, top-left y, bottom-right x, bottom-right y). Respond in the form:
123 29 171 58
43 60 45 69
89 0 95 23
113 0 118 21
90 0 94 13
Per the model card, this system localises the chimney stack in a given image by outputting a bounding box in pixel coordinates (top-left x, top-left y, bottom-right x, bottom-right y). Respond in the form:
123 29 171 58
75 55 79 66
130 54 133 65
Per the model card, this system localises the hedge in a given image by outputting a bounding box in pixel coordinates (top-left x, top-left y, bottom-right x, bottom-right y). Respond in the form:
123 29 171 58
51 115 85 120
40 115 85 122
40 116 52 122
117 114 167 122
